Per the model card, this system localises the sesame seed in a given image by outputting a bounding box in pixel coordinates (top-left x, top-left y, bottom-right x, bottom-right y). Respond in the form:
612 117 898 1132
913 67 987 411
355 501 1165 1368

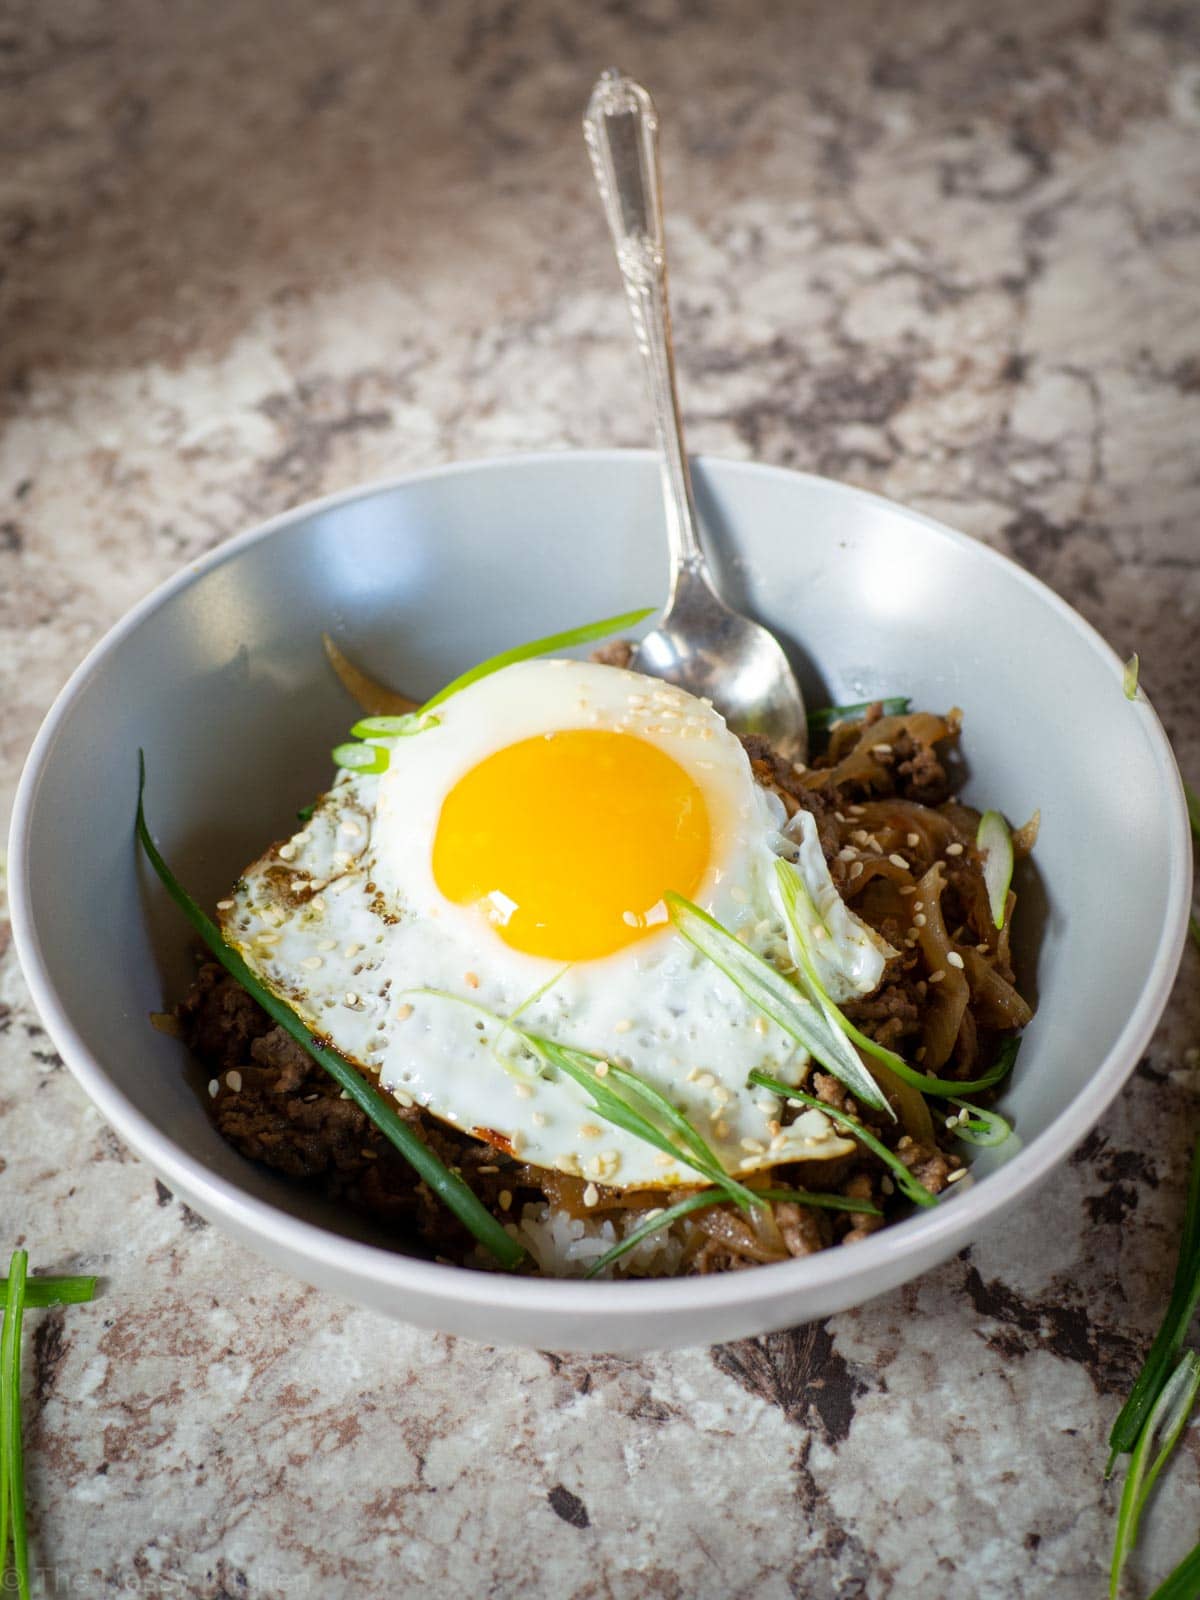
947 951 965 970
835 811 846 824
852 829 870 845
464 971 480 989
344 942 363 957
595 1061 610 1077
310 895 327 913
697 1071 717 1089
579 1123 602 1139
812 924 828 942
278 843 297 862
944 1114 958 1130
478 1164 500 1175
945 842 964 857
395 1003 413 1022
340 819 363 837
686 1067 700 1083
532 1111 547 1128
216 899 236 911
898 885 916 896
207 1079 219 1099
499 1190 513 1211
792 762 807 776
849 862 865 879
344 991 359 1006
913 900 924 911
837 847 856 863
582 1183 600 1207
977 943 990 955
913 913 927 927
872 742 893 755
888 853 909 870
294 830 312 845
300 956 323 971
741 1137 767 1153
946 1168 968 1184
361 1148 378 1160
714 1120 731 1139
712 1086 733 1106
614 1019 633 1033
928 970 946 984
654 1153 674 1168
226 1070 243 1093
906 833 920 848
557 1153 582 1176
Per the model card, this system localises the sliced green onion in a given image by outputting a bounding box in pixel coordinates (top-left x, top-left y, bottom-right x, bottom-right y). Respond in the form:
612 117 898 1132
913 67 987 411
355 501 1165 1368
1185 779 1199 841
296 802 315 823
946 1097 1012 1147
1148 1538 1200 1600
350 713 440 738
421 607 655 714
523 1034 759 1213
750 1186 883 1215
401 988 758 1211
0 1276 97 1308
748 1071 938 1208
1123 652 1140 701
666 891 892 1118
1108 1133 1200 1471
1 1250 28 1600
331 741 390 775
136 755 523 1271
582 1184 881 1279
490 965 572 1075
773 859 1017 1099
806 697 911 731
1111 1350 1200 1599
977 810 1013 930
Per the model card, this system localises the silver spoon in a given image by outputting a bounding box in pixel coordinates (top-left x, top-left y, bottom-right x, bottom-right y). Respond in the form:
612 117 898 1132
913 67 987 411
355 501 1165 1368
583 70 808 762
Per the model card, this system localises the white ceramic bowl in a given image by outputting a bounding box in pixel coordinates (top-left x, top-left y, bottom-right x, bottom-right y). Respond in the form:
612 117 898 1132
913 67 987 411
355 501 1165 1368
9 452 1193 1352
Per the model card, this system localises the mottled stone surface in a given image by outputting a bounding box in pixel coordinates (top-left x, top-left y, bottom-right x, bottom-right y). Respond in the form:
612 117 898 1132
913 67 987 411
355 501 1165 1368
2 0 1199 1594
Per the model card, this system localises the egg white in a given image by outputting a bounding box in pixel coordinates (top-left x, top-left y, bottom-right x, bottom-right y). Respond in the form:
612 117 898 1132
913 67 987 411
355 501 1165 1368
220 660 903 1187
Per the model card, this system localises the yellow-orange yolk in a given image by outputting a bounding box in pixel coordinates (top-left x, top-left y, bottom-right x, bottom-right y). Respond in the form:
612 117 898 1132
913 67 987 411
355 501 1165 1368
432 729 712 961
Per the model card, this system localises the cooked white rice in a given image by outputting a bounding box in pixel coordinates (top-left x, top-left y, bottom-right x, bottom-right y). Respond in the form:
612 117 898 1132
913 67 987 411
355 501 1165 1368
472 1201 687 1278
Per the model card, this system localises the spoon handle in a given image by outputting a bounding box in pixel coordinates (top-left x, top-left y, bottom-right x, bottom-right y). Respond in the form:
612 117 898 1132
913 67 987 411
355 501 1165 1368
584 70 706 576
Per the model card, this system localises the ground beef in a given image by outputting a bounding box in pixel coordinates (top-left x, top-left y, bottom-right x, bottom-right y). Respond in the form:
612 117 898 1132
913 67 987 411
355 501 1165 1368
177 702 1021 1275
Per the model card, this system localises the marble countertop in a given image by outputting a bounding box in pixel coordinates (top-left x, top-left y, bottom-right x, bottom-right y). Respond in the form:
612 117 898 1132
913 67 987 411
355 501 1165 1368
2 0 1199 1594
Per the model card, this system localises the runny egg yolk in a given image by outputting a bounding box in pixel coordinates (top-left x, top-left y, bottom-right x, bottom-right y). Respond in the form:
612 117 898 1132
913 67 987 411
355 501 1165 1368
432 729 712 961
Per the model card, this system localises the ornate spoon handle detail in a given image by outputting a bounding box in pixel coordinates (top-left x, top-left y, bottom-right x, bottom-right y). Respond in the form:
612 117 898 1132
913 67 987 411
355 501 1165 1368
583 70 706 576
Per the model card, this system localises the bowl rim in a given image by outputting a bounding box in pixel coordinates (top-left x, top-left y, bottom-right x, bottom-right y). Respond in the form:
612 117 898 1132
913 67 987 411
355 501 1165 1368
8 447 1194 1318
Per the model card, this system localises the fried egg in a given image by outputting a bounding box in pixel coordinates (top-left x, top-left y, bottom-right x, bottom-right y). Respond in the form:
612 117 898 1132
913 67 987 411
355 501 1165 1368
221 659 896 1188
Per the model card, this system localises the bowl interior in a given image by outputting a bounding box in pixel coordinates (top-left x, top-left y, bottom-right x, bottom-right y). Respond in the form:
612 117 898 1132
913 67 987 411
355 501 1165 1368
12 452 1187 1298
